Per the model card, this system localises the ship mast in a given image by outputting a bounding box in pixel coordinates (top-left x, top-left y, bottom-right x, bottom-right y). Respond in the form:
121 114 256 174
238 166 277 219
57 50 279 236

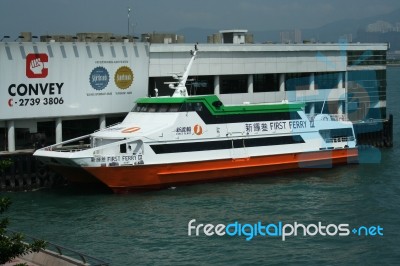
169 44 198 97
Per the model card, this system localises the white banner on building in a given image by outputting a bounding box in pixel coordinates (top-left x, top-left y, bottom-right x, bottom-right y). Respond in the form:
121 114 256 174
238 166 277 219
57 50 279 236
0 42 149 120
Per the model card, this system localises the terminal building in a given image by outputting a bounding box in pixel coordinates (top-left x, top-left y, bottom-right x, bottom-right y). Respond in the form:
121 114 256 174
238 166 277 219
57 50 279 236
0 31 390 152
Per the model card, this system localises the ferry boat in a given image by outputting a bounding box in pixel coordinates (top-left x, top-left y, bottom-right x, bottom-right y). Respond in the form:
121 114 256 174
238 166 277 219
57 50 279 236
34 46 358 193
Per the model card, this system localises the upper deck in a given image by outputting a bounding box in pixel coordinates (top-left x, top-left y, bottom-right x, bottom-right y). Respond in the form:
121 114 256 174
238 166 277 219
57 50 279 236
135 95 305 115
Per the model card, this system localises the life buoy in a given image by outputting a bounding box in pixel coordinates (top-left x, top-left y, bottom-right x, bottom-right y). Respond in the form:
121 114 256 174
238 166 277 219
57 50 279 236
121 127 141 133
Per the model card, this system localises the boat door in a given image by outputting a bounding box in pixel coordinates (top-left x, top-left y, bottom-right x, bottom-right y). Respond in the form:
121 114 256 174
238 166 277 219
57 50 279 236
230 138 249 159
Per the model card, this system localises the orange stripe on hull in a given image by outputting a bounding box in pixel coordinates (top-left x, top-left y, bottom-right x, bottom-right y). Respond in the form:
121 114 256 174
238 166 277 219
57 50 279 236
83 148 358 193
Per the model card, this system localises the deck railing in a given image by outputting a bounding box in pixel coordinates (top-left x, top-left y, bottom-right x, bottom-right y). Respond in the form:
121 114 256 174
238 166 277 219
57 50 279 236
306 114 349 121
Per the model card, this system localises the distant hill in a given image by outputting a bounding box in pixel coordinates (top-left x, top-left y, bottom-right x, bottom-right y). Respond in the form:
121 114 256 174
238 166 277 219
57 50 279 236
357 31 400 50
177 8 400 48
302 8 400 42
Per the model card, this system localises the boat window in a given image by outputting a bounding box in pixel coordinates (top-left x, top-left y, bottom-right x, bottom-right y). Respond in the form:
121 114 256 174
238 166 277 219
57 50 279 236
131 103 183 113
120 144 127 153
319 128 354 143
320 128 354 138
168 104 181 112
132 104 141 112
139 104 148 112
194 106 302 124
181 103 191 112
147 104 158 112
194 102 203 112
150 135 305 154
158 104 169 112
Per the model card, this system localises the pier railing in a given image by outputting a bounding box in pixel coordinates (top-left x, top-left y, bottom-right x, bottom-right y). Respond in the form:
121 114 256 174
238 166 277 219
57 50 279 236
6 229 110 266
325 136 356 143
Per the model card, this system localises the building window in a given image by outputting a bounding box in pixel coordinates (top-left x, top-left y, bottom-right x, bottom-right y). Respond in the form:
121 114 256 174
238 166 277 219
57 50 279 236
376 70 387 101
304 102 316 115
37 121 56 147
220 75 248 94
285 73 310 91
314 72 342 90
347 50 386 66
189 76 214 95
149 77 178 97
106 115 125 127
347 70 386 120
149 76 215 97
314 101 339 115
254 74 279 92
0 127 45 151
0 128 6 151
63 118 99 142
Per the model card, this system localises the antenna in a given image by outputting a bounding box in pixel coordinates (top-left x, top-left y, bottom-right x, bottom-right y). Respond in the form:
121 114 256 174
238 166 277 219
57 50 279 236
168 43 199 97
127 7 131 37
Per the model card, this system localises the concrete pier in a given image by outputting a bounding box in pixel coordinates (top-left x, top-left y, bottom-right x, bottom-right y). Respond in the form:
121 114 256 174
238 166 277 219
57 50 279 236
0 150 65 191
354 115 393 148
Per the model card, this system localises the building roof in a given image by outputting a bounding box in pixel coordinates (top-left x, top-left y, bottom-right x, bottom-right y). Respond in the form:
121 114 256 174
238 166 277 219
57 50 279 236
219 29 249 34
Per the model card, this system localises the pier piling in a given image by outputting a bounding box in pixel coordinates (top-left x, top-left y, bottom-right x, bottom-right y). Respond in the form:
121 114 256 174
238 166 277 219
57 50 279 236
0 151 66 192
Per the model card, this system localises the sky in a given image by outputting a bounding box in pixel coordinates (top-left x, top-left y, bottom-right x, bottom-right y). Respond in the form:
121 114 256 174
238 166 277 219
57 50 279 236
1 0 400 39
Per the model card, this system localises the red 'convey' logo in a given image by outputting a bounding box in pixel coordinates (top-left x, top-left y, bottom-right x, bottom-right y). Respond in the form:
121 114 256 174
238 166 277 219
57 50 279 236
26 53 48 78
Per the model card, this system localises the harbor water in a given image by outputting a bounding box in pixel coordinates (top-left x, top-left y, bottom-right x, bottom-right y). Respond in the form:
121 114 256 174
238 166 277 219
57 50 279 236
2 67 400 265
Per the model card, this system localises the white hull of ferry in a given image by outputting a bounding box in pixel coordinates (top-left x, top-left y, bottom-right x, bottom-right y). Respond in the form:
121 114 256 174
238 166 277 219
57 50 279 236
34 108 358 193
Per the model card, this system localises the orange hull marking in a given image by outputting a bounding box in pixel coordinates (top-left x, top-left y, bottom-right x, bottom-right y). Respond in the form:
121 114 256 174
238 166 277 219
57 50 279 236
83 148 358 191
193 124 203 135
121 127 141 133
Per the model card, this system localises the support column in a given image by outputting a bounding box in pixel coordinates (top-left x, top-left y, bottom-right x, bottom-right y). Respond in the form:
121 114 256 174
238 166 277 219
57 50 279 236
56 117 62 144
247 74 253 93
344 71 348 117
309 73 316 116
310 103 316 116
338 101 344 115
99 115 106 130
279 73 285 92
214 75 220 95
7 120 15 152
338 72 344 89
310 73 315 91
